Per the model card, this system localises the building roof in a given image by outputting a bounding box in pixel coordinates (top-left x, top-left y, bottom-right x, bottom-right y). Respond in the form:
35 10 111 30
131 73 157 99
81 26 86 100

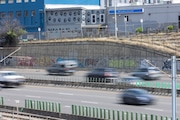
45 4 101 10
44 0 100 5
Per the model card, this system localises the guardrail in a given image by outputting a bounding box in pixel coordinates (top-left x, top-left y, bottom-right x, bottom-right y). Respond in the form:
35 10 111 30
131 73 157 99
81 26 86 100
24 78 180 96
25 99 61 112
72 104 179 120
24 76 179 90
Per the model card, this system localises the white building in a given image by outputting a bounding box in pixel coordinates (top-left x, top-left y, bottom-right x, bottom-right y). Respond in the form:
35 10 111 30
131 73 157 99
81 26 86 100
100 0 179 8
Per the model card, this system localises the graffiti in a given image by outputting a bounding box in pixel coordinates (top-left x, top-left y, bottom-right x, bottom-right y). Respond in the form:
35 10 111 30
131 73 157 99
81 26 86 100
0 56 12 66
17 56 35 66
109 59 136 68
84 58 108 67
162 59 171 70
34 56 55 66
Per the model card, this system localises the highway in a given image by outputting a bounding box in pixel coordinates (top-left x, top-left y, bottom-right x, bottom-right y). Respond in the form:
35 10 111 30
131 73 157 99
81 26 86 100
0 85 179 118
1 68 178 83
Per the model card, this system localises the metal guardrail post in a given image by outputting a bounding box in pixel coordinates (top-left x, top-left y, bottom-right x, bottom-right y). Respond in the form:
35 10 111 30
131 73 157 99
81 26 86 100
112 110 115 120
140 113 143 120
122 111 124 120
151 114 154 120
108 109 111 120
136 113 138 120
72 105 74 114
131 112 133 120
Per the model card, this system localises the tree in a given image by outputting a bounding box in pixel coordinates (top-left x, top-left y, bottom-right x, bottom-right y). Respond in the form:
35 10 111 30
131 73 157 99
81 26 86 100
0 16 26 47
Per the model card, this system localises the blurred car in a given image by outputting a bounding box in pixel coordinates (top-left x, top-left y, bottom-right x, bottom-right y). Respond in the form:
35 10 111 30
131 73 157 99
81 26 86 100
46 60 78 75
120 88 155 105
0 71 26 87
120 76 143 85
130 67 162 80
86 67 119 83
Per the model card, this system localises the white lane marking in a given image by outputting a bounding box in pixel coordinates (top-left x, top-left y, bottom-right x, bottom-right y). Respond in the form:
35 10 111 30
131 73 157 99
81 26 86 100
145 108 163 112
8 89 21 91
64 105 71 108
26 95 41 98
58 93 74 96
81 101 98 104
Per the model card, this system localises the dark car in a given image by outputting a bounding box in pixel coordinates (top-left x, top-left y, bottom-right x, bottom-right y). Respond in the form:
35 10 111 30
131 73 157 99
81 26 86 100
130 67 162 80
120 88 155 105
46 60 78 76
86 67 119 83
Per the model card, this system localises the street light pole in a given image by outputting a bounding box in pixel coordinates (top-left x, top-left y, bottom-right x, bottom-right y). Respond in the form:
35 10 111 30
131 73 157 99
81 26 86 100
124 17 127 36
114 0 117 39
172 56 176 120
140 19 143 32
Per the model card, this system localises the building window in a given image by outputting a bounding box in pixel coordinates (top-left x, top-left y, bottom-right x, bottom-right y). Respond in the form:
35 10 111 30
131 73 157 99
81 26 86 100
0 0 6 4
8 0 13 3
100 14 105 23
0 12 6 18
91 14 96 24
124 16 129 22
31 10 36 16
24 0 29 2
16 0 22 3
109 0 112 6
31 0 36 2
16 11 21 17
8 11 13 17
24 10 28 17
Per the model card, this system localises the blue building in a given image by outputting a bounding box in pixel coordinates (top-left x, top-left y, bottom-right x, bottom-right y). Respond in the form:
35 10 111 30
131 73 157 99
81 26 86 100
0 0 100 34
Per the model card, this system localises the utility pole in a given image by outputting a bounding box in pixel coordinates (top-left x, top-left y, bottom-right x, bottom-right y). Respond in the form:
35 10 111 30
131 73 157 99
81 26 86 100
114 0 117 39
172 56 176 120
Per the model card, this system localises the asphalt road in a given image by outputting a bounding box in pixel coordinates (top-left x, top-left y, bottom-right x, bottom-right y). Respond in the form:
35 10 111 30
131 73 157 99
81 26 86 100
1 68 177 83
0 85 179 118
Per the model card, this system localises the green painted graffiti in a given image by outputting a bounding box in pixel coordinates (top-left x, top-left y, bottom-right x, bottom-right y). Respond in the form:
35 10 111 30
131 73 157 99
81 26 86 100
109 60 136 68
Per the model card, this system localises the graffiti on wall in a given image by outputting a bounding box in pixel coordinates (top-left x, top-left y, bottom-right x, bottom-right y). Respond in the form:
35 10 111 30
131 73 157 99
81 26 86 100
82 58 136 68
109 59 136 68
17 56 35 66
83 58 108 67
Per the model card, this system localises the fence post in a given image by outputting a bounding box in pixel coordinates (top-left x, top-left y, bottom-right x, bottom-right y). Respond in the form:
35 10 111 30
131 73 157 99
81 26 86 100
79 106 81 116
75 105 77 115
93 107 95 118
151 114 154 120
104 109 107 120
82 106 84 116
145 114 148 120
136 113 138 120
126 111 129 120
96 108 99 118
112 110 115 120
108 109 111 120
100 108 103 119
89 107 91 117
86 106 88 117
122 111 124 120
140 113 143 120
131 112 133 120
72 105 74 114
117 111 120 120
1 97 4 105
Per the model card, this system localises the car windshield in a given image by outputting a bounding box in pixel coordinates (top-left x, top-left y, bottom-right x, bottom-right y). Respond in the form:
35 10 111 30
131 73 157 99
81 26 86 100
133 89 148 95
0 72 17 76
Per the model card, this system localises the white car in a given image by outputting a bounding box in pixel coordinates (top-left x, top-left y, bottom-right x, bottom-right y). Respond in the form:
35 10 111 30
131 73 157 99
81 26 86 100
0 71 26 87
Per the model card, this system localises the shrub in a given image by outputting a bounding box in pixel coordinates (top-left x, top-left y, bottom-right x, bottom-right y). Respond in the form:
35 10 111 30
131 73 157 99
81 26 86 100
136 27 143 33
167 25 174 31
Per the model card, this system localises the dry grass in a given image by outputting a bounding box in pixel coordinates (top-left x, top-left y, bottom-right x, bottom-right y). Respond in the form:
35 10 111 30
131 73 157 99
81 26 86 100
19 32 180 57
